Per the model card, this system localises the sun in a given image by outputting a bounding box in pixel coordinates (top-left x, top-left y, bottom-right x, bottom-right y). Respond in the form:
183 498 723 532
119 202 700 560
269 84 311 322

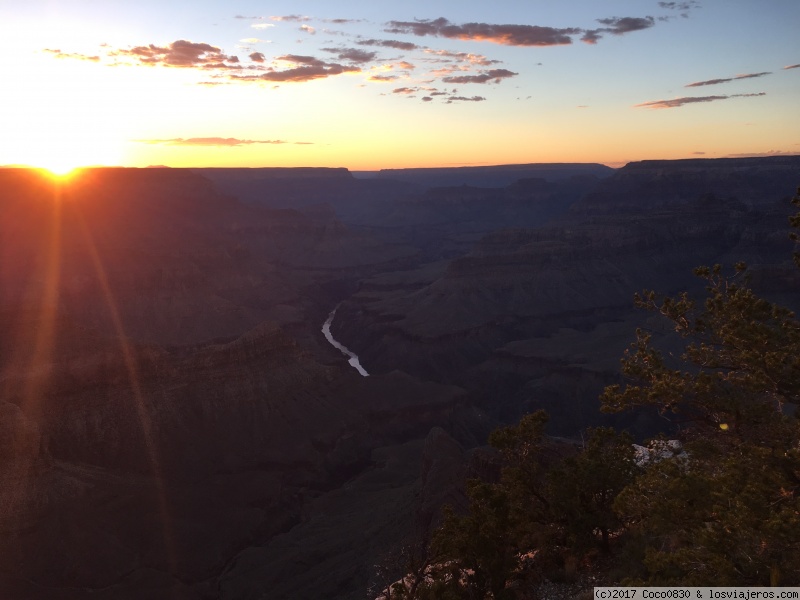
41 161 78 178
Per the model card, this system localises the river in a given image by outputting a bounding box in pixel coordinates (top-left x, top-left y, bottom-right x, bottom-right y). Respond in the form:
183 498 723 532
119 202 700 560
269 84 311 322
322 306 369 377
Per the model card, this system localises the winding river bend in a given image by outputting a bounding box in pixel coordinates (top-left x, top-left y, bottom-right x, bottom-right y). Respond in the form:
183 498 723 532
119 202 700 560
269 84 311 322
322 306 369 377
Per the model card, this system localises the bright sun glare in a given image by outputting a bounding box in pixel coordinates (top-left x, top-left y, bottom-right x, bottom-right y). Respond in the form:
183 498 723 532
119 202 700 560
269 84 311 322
42 162 78 177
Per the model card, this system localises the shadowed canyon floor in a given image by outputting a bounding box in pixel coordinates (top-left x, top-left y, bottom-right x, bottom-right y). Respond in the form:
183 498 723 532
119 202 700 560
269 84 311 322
1 157 798 598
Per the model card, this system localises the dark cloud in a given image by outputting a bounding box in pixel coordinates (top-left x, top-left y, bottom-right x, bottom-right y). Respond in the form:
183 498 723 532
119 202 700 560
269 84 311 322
235 15 265 20
136 137 287 146
321 47 377 64
387 15 656 47
114 40 240 69
783 64 800 70
580 30 603 44
597 16 656 34
249 52 266 62
277 54 323 66
385 17 580 47
357 38 420 51
692 151 706 155
635 92 766 109
582 16 655 44
441 68 517 84
392 87 418 94
685 71 771 87
422 96 433 102
43 48 100 61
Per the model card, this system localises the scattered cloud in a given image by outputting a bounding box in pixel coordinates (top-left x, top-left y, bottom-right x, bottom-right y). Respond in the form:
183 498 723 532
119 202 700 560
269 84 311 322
657 1 701 18
446 95 486 103
49 38 362 86
369 74 400 82
136 137 288 146
357 38 420 51
423 49 501 65
271 15 311 22
685 71 771 87
658 1 700 9
40 8 676 106
386 15 655 47
428 64 470 78
112 40 241 69
582 16 655 44
784 64 800 70
43 48 100 61
442 68 517 84
598 16 656 34
321 47 377 64
635 92 766 109
232 54 360 82
387 85 486 104
692 151 706 155
324 18 364 24
385 17 581 47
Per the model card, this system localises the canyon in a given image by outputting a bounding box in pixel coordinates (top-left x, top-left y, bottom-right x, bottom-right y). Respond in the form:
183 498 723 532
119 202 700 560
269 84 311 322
0 157 798 598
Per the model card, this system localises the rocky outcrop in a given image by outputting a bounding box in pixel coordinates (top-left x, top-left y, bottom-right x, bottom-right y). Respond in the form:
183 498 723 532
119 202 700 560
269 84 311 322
1 158 797 599
0 168 472 599
374 163 614 188
0 168 417 346
332 158 800 432
574 156 800 213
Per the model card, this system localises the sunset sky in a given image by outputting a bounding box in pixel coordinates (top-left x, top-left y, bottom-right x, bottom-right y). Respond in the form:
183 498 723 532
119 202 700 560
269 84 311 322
1 0 798 171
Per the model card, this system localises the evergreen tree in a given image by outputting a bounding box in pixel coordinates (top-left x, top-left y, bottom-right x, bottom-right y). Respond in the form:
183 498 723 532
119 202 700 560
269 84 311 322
547 427 638 554
790 186 800 267
601 263 800 585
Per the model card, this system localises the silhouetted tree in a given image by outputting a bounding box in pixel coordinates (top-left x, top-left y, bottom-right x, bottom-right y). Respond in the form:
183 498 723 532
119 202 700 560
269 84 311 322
601 262 800 584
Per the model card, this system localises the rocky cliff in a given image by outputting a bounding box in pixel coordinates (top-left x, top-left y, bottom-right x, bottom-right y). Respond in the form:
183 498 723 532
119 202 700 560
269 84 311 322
1 159 797 598
0 168 473 599
332 158 800 429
